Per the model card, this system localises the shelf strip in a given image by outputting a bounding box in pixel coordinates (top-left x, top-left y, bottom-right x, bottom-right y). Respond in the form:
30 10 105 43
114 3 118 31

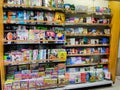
66 62 109 67
65 44 109 47
67 53 109 57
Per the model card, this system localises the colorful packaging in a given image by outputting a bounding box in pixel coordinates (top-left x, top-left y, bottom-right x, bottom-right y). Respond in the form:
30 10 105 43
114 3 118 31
80 72 86 83
12 80 21 89
35 77 44 87
58 75 66 85
29 79 36 88
20 80 29 89
89 71 96 82
4 81 13 90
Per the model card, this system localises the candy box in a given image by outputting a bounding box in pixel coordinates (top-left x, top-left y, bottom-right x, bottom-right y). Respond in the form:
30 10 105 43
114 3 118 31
20 79 29 89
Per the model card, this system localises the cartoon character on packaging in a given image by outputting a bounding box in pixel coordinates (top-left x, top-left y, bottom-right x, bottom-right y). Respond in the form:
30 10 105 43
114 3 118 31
45 30 56 40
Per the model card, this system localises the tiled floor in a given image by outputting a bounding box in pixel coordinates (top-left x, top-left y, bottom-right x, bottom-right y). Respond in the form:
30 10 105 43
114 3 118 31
90 76 120 90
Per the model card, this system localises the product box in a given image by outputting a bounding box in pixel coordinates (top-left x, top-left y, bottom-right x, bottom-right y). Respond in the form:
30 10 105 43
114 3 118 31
4 81 13 90
20 79 29 89
12 80 21 89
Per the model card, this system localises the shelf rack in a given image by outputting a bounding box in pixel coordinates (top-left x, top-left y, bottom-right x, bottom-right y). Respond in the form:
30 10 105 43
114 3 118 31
0 1 119 90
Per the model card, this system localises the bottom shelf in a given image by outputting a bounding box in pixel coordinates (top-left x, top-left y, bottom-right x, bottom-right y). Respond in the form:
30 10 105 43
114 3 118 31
49 80 113 90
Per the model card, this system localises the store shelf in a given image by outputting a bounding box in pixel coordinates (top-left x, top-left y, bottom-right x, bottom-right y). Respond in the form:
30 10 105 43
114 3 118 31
66 62 108 67
65 22 110 26
66 34 110 37
48 80 113 90
3 4 64 11
65 10 111 16
65 44 109 47
67 53 109 57
4 23 64 27
4 40 65 43
4 59 66 66
4 20 64 25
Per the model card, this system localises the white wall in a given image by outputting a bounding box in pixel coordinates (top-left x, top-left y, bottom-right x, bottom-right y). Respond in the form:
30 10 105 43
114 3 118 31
64 0 108 7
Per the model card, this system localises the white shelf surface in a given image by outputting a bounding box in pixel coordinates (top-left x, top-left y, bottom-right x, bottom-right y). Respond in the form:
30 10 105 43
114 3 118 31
49 80 113 90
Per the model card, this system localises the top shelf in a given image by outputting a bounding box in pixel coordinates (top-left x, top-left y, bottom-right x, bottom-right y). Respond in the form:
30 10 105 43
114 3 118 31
3 4 65 12
3 4 111 16
65 10 111 16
